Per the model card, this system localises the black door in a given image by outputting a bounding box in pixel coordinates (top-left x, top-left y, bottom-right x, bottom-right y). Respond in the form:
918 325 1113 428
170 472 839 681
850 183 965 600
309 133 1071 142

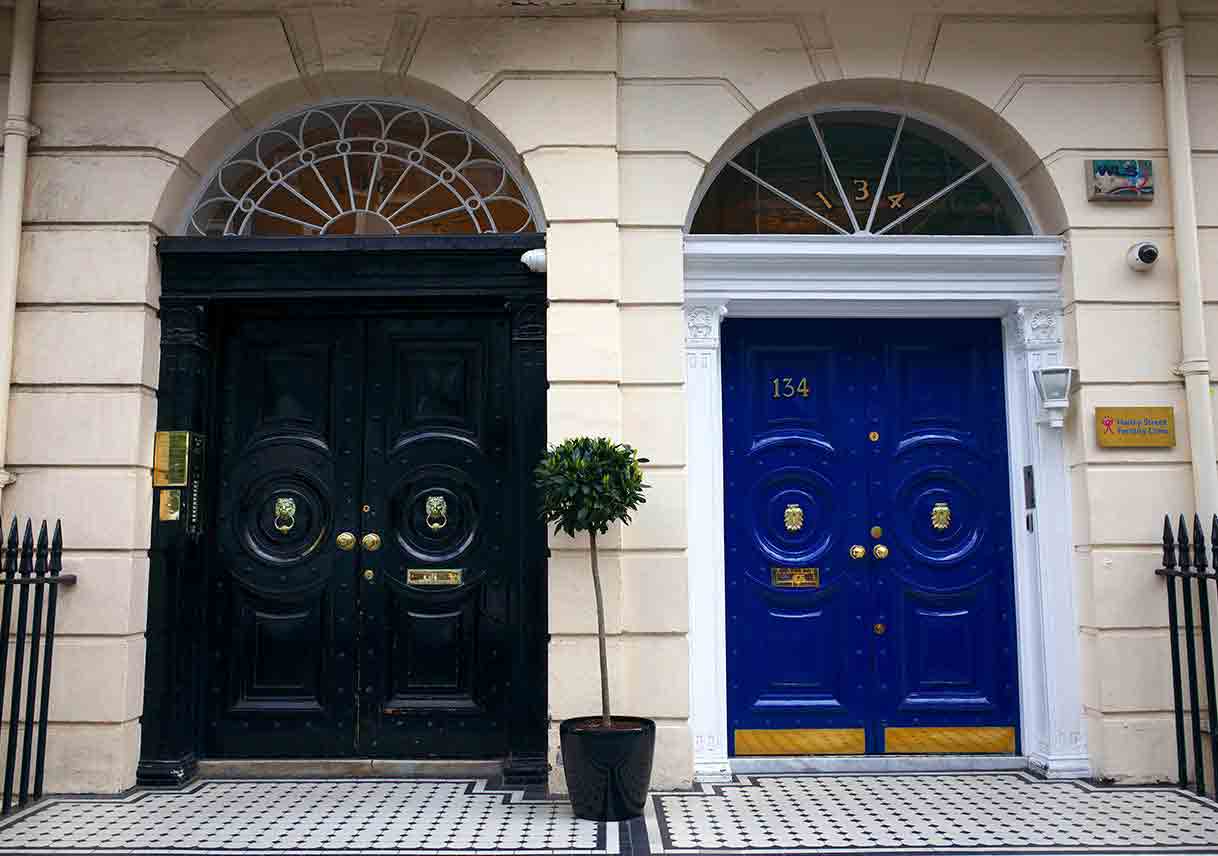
208 307 520 758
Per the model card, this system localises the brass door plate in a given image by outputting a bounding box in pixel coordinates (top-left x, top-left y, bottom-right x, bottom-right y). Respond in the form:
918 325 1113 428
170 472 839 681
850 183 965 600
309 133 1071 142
407 568 463 586
735 728 865 756
884 726 1015 754
158 489 182 521
153 431 192 487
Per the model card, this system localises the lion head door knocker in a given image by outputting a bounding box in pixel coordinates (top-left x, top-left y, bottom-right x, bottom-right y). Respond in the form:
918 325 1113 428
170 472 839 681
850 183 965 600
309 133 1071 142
425 495 449 531
931 501 951 531
273 496 297 534
784 503 805 533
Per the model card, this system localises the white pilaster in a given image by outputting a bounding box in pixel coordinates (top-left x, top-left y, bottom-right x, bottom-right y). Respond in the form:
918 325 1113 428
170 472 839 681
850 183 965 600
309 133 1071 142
1005 304 1090 778
685 303 732 782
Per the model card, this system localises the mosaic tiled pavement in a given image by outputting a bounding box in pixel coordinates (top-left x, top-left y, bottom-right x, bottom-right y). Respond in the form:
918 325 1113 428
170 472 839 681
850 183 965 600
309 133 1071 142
646 773 1218 854
1 773 1217 855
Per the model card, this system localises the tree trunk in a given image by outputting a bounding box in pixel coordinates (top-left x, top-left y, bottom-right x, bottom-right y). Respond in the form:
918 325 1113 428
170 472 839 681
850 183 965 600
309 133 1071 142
589 530 612 728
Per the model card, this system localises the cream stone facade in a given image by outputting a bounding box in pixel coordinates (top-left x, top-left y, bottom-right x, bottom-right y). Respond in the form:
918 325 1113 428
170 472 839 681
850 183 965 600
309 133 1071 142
0 0 1213 797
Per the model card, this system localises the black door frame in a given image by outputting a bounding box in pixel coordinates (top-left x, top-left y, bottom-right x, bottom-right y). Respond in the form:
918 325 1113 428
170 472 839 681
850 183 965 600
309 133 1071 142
139 235 548 787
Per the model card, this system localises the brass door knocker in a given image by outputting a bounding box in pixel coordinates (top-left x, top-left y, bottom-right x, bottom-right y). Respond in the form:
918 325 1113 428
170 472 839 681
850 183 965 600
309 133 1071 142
784 503 804 533
931 501 951 530
273 497 297 534
425 495 448 531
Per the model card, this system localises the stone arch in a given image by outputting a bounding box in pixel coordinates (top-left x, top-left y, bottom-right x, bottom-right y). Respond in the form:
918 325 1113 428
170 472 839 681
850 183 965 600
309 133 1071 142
683 78 1068 237
154 70 547 236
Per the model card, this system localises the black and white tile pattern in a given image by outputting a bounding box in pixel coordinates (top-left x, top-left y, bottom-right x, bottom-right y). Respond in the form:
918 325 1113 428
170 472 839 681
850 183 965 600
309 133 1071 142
646 772 1218 853
4 772 1217 855
0 778 616 854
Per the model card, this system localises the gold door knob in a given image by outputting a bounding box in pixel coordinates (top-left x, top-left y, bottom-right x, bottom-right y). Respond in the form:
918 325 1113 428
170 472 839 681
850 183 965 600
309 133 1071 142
363 569 375 581
361 532 382 552
335 532 357 551
873 544 889 560
873 622 887 635
849 545 866 560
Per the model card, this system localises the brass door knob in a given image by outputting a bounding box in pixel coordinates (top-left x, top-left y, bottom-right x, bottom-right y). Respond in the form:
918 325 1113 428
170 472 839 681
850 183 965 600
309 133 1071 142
873 622 887 635
849 545 866 560
336 532 357 551
363 569 375 581
873 544 889 560
361 532 382 552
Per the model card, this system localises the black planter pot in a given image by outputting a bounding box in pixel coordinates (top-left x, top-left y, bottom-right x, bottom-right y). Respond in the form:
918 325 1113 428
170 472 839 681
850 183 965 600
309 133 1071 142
560 716 656 821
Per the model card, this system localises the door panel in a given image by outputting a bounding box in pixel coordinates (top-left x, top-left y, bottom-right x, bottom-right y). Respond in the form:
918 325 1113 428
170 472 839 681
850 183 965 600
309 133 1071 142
209 318 364 757
208 308 522 760
871 320 1017 748
723 321 869 753
359 314 513 758
723 318 1018 756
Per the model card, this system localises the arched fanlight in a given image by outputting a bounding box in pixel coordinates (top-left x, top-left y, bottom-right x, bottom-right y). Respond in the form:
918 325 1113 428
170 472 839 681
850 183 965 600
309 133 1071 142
691 111 1030 237
190 101 538 237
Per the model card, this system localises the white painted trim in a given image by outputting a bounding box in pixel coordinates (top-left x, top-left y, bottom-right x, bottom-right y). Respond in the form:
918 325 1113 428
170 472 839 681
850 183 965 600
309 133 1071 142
684 234 1088 782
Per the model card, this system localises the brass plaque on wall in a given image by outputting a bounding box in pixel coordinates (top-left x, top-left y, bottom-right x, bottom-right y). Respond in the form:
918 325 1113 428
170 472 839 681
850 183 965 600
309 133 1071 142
771 567 819 588
153 431 192 486
406 568 463 586
1095 407 1175 448
158 489 182 521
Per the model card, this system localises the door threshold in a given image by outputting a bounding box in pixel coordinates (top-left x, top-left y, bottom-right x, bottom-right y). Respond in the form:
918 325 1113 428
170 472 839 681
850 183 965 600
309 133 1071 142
197 759 504 780
727 754 1027 776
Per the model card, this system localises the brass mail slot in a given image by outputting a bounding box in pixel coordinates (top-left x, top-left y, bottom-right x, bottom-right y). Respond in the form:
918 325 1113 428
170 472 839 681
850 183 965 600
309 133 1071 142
771 566 819 588
406 568 463 587
153 431 192 487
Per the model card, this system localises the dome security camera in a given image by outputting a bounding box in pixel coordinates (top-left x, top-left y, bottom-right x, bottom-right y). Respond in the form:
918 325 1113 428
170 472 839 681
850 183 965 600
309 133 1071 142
1127 241 1160 271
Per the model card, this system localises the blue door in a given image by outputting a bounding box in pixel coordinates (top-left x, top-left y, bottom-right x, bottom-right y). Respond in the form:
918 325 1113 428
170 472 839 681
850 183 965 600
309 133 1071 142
723 318 1019 756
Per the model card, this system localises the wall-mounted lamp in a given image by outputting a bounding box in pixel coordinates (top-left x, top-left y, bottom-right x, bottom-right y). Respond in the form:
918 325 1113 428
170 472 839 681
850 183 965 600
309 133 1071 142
1033 365 1076 428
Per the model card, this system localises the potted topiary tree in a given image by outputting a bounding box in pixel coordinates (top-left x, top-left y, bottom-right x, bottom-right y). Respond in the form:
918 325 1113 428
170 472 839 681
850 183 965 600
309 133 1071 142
535 437 654 821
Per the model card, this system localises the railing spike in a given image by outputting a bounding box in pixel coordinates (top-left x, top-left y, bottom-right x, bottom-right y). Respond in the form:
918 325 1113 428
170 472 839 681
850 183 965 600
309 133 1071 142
1179 514 1191 570
1195 514 1208 570
1165 515 1178 569
49 521 62 574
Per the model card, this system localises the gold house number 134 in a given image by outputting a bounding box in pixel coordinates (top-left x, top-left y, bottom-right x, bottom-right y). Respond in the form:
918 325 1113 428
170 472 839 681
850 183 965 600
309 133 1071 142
771 377 811 399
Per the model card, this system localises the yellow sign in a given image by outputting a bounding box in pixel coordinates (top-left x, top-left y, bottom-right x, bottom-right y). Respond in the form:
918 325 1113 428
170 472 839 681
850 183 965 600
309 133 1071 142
771 567 820 588
152 431 192 487
406 568 463 587
1095 407 1175 448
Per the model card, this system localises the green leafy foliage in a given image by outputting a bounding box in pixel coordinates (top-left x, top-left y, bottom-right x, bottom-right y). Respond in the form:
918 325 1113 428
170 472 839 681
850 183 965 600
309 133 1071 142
534 437 649 537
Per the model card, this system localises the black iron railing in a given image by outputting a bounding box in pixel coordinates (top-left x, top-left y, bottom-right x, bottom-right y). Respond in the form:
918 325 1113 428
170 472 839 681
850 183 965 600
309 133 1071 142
1158 514 1218 798
0 518 72 816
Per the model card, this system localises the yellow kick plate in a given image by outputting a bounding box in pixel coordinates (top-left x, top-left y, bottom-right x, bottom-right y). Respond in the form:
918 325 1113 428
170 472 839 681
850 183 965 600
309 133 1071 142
884 726 1016 754
735 728 865 756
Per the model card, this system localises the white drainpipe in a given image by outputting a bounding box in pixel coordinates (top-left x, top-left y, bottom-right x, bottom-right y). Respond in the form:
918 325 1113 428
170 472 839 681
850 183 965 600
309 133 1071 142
0 0 38 499
1156 0 1217 516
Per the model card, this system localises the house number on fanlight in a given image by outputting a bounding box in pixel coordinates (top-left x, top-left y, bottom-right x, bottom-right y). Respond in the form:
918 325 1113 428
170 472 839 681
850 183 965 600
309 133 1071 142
812 179 907 210
771 377 811 399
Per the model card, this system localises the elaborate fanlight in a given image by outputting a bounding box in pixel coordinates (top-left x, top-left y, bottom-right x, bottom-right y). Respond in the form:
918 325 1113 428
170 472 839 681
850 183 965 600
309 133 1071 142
190 101 536 237
691 110 1030 237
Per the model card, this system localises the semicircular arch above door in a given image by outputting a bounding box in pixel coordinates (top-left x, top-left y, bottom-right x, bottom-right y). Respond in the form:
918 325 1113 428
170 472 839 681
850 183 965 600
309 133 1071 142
691 110 1031 237
189 101 541 237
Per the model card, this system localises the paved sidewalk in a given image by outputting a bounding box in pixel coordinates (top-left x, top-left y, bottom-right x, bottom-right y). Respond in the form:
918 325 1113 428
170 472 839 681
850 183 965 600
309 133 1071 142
0 772 1215 855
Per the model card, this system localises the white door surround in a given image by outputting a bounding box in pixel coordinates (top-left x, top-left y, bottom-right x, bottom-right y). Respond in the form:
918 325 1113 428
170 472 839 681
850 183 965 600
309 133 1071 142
684 234 1090 780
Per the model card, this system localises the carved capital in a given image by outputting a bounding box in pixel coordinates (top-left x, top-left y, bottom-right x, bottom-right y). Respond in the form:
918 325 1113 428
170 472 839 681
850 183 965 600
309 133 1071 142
511 299 546 342
686 303 727 349
1006 304 1063 352
160 304 209 350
